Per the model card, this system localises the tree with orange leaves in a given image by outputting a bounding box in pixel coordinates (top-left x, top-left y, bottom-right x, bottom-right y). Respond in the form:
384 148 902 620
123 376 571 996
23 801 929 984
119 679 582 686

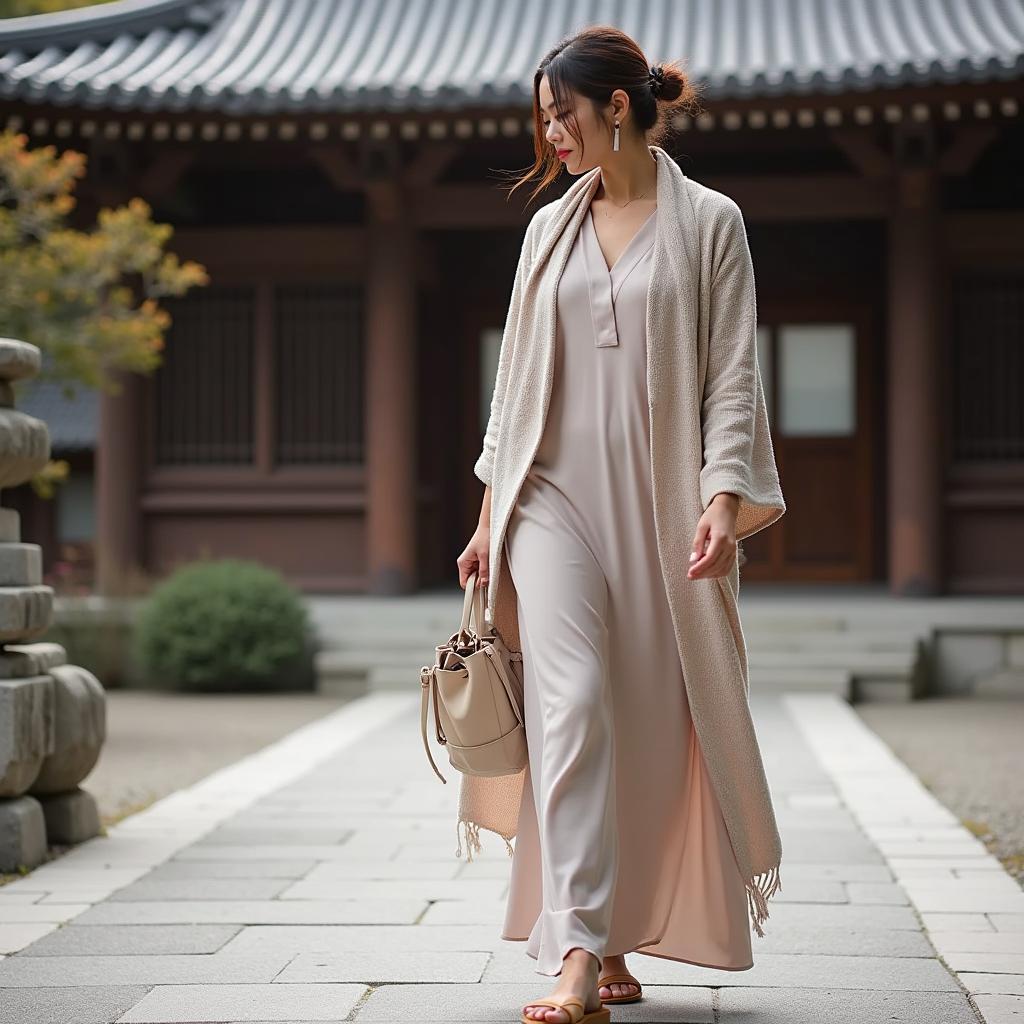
0 129 208 397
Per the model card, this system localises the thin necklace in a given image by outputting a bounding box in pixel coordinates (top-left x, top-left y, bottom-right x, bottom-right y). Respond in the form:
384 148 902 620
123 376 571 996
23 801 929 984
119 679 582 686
597 187 651 218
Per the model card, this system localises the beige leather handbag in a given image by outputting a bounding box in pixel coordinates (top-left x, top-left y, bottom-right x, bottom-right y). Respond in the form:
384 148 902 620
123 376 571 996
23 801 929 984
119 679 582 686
419 572 526 784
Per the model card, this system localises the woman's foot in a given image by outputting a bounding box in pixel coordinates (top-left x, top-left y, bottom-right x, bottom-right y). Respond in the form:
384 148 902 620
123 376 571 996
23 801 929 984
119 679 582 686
522 947 603 1022
598 953 640 1001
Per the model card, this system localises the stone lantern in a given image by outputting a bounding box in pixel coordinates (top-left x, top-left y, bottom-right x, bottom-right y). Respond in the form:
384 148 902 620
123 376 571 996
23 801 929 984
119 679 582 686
0 338 106 872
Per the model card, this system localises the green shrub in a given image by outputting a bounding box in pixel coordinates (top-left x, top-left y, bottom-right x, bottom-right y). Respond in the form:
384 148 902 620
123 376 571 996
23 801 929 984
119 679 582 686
133 558 314 692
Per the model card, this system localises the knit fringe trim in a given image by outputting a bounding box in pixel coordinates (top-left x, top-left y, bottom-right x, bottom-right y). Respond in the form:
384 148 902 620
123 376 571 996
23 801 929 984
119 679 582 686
456 817 514 860
745 864 782 938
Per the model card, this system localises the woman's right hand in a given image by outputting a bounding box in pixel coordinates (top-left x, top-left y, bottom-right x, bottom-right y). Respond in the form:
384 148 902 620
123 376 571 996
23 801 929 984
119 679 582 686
457 525 490 590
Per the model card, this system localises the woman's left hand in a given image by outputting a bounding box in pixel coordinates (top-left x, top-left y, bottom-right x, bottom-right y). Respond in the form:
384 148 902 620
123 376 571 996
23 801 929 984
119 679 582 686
688 493 739 580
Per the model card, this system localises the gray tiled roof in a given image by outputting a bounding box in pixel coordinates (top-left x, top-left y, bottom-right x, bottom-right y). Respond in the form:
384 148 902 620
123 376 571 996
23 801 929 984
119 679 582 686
1 0 1022 113
14 375 98 452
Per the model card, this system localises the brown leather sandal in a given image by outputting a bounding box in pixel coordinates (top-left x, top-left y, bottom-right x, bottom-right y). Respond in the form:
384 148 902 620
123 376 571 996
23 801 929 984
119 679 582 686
520 995 611 1023
597 971 643 1004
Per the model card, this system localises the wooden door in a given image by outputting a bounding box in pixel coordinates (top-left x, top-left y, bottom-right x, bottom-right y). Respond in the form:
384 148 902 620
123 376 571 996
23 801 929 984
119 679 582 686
740 300 878 581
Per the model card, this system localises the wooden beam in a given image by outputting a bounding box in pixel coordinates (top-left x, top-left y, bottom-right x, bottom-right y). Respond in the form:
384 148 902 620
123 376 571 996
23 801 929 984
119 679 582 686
942 211 1024 265
307 144 362 191
403 141 460 188
827 128 893 178
138 147 196 198
938 123 1000 176
411 174 891 227
711 175 892 219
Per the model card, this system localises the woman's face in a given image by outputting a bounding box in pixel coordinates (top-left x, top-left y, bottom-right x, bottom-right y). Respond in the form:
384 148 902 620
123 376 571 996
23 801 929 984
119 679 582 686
539 74 623 174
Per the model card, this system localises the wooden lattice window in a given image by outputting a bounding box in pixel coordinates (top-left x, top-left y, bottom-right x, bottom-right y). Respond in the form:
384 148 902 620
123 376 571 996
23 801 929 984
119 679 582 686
154 285 255 465
952 272 1024 461
153 281 365 470
274 283 364 465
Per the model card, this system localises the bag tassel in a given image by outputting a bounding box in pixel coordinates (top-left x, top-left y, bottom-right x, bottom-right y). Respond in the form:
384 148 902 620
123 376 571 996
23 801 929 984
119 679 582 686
745 864 782 938
456 817 514 861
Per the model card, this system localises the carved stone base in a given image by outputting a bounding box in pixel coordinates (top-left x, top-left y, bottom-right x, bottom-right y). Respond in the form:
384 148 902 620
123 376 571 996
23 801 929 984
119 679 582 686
0 794 47 872
37 787 101 845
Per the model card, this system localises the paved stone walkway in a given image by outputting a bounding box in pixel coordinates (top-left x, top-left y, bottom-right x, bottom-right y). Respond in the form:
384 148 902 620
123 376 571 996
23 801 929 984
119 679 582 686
0 690 1015 1023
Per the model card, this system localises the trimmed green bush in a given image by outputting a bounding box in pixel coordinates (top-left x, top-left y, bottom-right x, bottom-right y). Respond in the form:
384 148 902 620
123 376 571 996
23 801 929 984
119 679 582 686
133 558 314 692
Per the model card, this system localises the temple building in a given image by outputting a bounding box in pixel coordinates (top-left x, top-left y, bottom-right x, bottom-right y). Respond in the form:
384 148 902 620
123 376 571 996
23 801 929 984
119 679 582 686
1 0 1022 595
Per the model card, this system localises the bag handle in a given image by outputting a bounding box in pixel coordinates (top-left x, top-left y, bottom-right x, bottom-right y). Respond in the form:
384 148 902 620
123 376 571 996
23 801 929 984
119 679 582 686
420 665 448 784
458 571 490 642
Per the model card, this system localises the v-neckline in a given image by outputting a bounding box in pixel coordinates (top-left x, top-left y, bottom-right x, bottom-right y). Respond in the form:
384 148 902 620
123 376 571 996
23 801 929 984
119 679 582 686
587 204 657 275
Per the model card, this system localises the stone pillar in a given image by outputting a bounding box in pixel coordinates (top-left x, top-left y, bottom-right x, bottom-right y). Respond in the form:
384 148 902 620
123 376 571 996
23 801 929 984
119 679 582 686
887 167 942 595
364 184 417 595
0 339 106 871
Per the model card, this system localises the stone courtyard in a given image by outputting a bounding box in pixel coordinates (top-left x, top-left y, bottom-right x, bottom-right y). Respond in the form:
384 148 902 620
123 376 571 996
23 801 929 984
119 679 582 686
2 687 1020 1024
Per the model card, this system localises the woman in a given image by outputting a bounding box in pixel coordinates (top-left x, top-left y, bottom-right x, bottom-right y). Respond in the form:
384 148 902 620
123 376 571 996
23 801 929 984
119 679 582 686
456 26 786 1024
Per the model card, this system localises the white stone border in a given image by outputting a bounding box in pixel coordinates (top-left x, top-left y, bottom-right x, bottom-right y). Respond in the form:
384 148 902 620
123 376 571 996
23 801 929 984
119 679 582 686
785 693 1024 1024
0 693 416 952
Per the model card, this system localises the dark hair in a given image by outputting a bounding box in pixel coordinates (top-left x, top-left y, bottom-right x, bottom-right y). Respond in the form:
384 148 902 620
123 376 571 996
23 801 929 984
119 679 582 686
503 25 702 206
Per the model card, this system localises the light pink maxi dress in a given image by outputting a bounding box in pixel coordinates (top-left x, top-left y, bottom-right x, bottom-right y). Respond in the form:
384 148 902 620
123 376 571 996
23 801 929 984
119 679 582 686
501 198 754 977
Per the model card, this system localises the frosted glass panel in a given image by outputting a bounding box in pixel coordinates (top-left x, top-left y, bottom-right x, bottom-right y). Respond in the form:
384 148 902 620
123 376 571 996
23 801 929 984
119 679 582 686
779 323 855 436
480 327 502 433
756 324 772 424
56 472 95 543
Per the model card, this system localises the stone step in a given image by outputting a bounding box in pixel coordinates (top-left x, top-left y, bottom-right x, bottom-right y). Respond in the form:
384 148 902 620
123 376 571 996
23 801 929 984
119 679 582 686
749 650 916 673
318 659 912 701
320 644 916 676
749 667 851 695
740 630 925 651
311 598 926 703
320 625 921 649
316 613 931 644
318 648 445 674
316 650 919 699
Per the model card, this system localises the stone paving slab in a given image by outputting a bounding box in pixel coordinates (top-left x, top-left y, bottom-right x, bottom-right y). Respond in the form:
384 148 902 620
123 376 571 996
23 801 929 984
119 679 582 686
0 952 293 986
974 994 1024 1024
192 826 356 845
14 923 243 956
934 931 1024 954
0 984 152 1024
963 973 1024 995
0 689 1010 1023
0 902 90 923
951 953 1024 974
0 892 45 903
71 896 430 925
294 861 462 880
274 949 489 983
142 859 318 879
0 923 57 954
170 842 414 861
276 878 508 901
115 982 367 1022
106 879 294 901
717 986 982 1023
991 915 1024 932
218 923 512 956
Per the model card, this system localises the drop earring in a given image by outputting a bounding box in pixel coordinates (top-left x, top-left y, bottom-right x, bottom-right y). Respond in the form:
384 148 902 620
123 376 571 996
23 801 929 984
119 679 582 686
613 120 620 152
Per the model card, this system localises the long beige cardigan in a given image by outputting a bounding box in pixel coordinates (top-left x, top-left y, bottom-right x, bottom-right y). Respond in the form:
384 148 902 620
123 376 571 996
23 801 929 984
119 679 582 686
461 144 787 938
